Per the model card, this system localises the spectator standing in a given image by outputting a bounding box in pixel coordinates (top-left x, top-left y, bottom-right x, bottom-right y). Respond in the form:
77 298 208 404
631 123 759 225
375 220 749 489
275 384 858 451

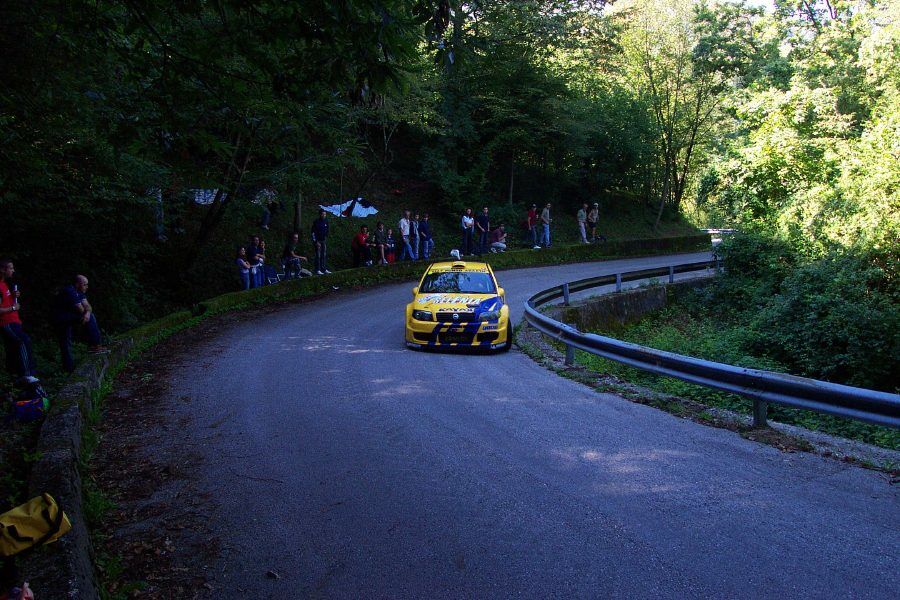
588 202 607 242
475 207 490 255
419 214 434 260
540 202 552 248
490 224 508 252
311 209 331 274
236 247 252 290
373 222 388 265
527 204 539 249
461 208 475 255
398 210 417 261
246 235 262 288
351 225 373 267
282 232 311 278
411 213 421 259
0 259 37 383
257 239 268 285
260 201 272 230
51 275 108 373
577 203 589 243
258 187 277 230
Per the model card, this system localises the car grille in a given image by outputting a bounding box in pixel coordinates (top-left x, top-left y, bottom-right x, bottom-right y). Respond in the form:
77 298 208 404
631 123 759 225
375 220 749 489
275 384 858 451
435 311 478 322
438 332 476 344
477 332 499 342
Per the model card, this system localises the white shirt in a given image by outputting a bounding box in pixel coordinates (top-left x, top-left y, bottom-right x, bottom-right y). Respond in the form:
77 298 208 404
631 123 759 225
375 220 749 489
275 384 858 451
399 217 410 237
461 215 474 230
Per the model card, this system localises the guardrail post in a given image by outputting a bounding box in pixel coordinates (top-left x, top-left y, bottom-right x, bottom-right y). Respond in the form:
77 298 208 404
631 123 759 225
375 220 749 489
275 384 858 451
565 344 575 366
668 266 675 283
752 399 768 428
562 283 570 306
615 273 622 292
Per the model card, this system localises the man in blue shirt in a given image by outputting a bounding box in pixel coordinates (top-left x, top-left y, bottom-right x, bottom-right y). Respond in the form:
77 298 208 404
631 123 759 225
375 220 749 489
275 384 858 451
311 209 331 274
51 275 106 372
418 213 434 260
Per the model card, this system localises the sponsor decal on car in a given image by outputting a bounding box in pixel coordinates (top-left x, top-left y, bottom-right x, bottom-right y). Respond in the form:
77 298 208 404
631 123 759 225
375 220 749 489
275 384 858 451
416 294 487 306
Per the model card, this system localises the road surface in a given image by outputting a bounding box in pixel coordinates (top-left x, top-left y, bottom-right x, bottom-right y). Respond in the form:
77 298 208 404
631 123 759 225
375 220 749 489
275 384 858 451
162 252 897 598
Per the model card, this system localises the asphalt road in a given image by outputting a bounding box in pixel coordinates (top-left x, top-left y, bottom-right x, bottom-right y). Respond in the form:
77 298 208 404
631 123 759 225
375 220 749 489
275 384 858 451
169 251 899 598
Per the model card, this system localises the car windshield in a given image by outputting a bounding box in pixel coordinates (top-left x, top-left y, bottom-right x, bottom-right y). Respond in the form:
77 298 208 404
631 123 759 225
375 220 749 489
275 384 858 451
419 271 497 294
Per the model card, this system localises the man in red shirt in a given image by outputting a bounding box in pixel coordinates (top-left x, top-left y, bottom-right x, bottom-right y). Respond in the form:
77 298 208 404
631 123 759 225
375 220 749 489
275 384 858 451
0 259 38 383
527 204 539 249
351 225 373 267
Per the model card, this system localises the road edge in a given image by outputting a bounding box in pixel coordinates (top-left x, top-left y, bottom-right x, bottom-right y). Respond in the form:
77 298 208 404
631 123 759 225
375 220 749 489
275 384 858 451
19 341 133 599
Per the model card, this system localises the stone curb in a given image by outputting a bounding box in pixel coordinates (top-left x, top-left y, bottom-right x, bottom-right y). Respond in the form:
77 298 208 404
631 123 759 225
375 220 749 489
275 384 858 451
20 340 133 600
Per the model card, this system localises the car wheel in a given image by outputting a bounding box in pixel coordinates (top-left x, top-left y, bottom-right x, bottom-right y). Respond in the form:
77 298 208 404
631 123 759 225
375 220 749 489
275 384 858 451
501 335 512 352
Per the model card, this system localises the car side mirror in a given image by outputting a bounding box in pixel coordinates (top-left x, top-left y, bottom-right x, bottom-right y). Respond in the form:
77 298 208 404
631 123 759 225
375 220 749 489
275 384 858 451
412 286 418 296
497 287 505 298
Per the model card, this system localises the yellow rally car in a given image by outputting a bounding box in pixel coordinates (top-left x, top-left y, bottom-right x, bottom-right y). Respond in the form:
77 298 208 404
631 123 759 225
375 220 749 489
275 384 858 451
405 259 511 351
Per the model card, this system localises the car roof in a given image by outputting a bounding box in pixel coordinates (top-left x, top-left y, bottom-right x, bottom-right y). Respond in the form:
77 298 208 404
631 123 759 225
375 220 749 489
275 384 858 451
427 261 492 274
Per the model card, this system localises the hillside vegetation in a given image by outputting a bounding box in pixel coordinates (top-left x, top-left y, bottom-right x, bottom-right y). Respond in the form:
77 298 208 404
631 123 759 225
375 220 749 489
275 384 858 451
0 0 896 374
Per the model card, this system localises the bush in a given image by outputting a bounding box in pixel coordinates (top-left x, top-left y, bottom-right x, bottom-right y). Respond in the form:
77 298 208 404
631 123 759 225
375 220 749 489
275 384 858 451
712 233 796 308
749 247 899 390
705 234 899 392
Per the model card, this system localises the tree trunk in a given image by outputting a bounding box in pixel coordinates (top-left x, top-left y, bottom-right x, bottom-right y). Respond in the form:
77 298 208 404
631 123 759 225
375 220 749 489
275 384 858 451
653 159 672 231
183 135 255 271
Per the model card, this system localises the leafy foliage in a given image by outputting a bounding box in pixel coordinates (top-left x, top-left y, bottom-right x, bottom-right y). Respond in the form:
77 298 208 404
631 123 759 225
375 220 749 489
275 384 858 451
707 233 899 392
0 0 896 415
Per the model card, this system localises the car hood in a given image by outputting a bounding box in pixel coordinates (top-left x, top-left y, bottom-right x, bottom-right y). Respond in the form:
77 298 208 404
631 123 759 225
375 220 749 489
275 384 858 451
413 293 503 313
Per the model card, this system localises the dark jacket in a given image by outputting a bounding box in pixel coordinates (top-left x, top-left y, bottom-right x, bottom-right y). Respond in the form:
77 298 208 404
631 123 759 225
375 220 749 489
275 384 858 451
311 218 329 241
419 219 432 240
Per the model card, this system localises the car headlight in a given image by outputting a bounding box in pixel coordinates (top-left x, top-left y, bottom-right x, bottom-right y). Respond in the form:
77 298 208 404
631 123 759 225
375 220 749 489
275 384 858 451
479 310 501 321
412 309 433 321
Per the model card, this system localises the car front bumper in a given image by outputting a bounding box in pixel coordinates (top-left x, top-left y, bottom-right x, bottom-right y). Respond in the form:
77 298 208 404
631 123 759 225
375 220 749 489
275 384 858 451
405 318 509 349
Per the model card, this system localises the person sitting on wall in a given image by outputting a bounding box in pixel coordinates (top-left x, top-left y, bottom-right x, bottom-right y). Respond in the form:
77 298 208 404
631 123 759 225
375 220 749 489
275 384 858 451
351 225 373 267
51 274 108 373
385 228 397 263
282 232 311 278
372 222 388 265
490 223 508 252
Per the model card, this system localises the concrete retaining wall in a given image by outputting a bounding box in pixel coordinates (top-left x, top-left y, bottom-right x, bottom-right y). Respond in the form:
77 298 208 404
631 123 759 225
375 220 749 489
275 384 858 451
556 278 710 333
21 341 133 600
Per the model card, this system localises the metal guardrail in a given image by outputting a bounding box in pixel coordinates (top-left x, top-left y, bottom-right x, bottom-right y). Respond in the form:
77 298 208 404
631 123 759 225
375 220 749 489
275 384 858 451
700 228 738 235
523 261 900 429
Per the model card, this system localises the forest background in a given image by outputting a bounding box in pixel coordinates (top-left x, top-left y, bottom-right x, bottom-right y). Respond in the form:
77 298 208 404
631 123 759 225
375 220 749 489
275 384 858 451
0 0 896 390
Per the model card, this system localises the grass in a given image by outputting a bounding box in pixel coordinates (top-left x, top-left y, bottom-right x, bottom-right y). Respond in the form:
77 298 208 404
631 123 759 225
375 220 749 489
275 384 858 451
576 301 900 450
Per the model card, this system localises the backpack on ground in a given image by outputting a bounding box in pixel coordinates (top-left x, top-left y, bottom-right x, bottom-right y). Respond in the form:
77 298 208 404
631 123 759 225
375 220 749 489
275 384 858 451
10 383 49 423
0 493 72 558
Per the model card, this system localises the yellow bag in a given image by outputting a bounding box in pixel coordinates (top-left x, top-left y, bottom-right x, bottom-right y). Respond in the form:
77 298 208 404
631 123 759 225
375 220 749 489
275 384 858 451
0 493 72 557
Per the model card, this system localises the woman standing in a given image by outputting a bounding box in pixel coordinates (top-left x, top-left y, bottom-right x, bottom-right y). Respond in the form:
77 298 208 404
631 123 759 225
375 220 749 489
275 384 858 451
235 247 252 290
461 208 475 255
